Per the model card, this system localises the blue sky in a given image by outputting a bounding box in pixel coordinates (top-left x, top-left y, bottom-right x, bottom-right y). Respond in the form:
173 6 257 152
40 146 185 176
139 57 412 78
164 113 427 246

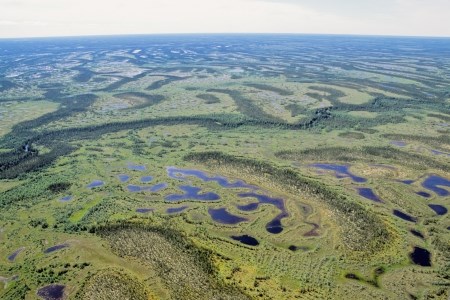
0 0 449 38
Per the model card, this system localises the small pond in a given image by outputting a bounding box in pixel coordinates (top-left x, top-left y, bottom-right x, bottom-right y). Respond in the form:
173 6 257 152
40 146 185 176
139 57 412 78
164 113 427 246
208 208 248 225
87 180 104 189
416 191 431 198
8 247 25 262
150 183 168 192
141 176 153 183
393 210 417 223
37 284 65 300
231 235 259 246
390 141 407 147
310 164 367 183
59 196 73 202
127 164 146 171
410 229 424 239
166 206 188 214
118 174 130 182
44 244 68 254
165 185 220 202
428 204 447 216
357 188 383 202
136 208 153 213
410 247 431 267
288 245 309 252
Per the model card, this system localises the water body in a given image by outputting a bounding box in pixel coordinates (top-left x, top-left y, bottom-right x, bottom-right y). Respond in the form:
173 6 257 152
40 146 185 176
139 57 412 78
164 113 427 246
310 164 367 183
8 247 25 262
231 235 259 246
428 204 447 215
136 208 153 213
127 164 146 171
422 175 450 196
391 141 407 147
150 182 168 192
87 180 104 189
59 196 73 202
431 149 450 156
167 167 256 189
37 284 65 300
416 191 431 198
357 188 383 202
165 185 220 202
141 176 153 183
208 208 248 225
118 174 130 182
410 247 431 267
238 192 288 234
44 244 68 254
288 245 309 252
410 229 424 239
127 185 152 192
400 179 415 185
166 206 188 214
393 209 417 223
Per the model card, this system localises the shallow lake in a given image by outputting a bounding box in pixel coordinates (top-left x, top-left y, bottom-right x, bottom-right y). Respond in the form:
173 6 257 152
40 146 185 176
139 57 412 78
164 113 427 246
208 208 248 225
310 164 367 183
422 175 450 196
165 185 220 202
167 167 256 189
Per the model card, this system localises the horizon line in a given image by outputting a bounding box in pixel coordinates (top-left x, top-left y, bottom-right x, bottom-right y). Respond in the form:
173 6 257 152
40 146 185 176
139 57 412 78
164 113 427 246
1 32 450 41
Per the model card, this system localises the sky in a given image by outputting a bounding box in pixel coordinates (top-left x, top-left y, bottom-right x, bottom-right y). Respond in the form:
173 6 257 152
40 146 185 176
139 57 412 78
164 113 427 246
1 0 449 38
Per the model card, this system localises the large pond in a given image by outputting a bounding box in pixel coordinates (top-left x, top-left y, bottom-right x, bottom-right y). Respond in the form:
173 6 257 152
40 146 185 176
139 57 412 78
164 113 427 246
208 208 248 225
167 167 256 189
410 247 431 267
422 175 450 196
165 185 220 202
37 284 65 300
237 192 287 234
310 164 367 183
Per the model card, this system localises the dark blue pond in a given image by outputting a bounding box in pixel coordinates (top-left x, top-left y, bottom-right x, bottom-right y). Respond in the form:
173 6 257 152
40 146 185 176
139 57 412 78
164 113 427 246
357 188 383 203
428 204 447 215
393 209 417 223
118 174 130 182
87 180 104 189
422 175 450 196
391 141 407 147
167 167 256 189
231 235 259 246
288 245 309 252
165 185 220 202
416 191 431 198
166 206 188 214
44 244 68 254
238 192 287 234
8 247 25 262
410 247 431 267
37 284 65 300
136 208 153 213
208 208 248 225
141 176 153 183
59 196 73 202
150 183 168 192
410 229 424 239
310 164 367 183
127 164 146 171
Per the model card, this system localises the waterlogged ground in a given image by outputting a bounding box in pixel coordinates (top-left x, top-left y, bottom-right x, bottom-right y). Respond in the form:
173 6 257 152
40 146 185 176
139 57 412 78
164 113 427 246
0 35 449 300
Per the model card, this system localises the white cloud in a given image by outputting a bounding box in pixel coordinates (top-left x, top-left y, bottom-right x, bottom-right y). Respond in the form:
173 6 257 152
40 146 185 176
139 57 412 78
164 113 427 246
0 0 448 38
